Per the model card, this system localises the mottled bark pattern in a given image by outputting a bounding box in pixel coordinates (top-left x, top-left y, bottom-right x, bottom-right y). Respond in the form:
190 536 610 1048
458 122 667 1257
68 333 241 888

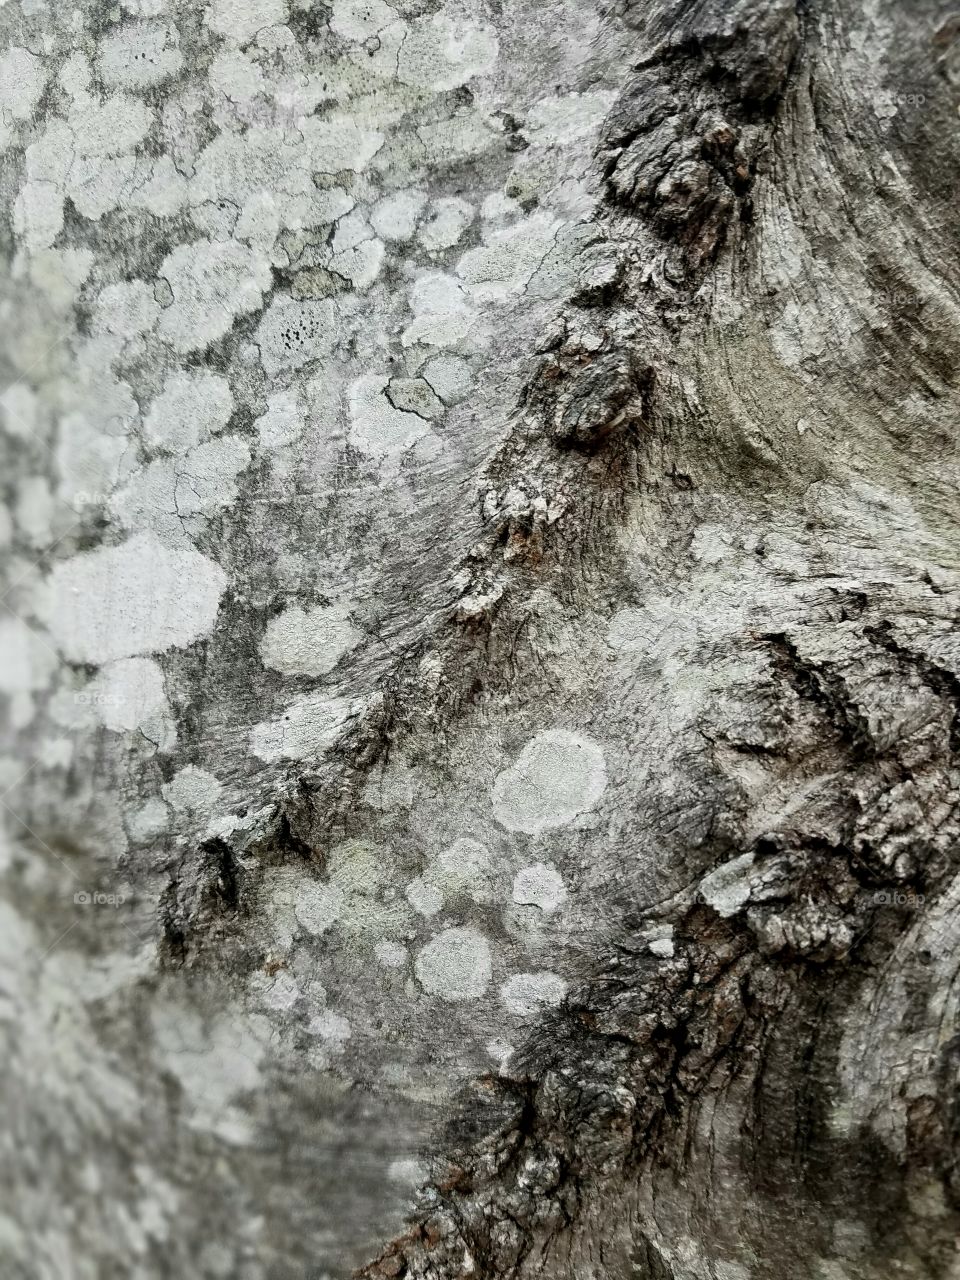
1 0 958 1278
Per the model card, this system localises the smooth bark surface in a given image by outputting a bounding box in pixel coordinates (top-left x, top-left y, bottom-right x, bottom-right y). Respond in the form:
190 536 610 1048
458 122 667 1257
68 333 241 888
1 1 959 1277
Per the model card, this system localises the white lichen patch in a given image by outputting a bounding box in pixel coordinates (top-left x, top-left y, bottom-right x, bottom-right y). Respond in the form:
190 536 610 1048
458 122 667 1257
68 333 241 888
374 939 408 969
161 765 224 818
254 298 336 376
0 48 49 123
523 90 617 146
396 13 498 91
255 970 301 1013
414 926 492 1001
428 837 495 903
205 0 289 45
16 94 154 246
92 281 161 338
0 617 58 695
97 22 183 89
326 837 392 898
144 369 234 454
294 882 345 936
418 196 474 252
405 876 443 917
114 437 250 542
157 239 271 353
150 1002 270 1144
70 342 139 438
208 49 265 102
83 656 177 752
697 852 756 918
109 460 181 542
128 154 188 217
249 692 353 762
401 272 477 348
370 189 427 242
486 1037 514 1070
72 91 153 151
321 837 413 944
421 353 473 404
299 115 384 174
457 212 560 302
690 522 736 565
173 436 251 520
609 601 660 650
14 475 54 546
394 839 496 921
417 110 499 163
254 389 301 453
512 861 567 913
260 601 362 678
328 211 384 289
28 239 93 303
187 130 286 209
492 729 607 835
500 971 567 1017
126 797 170 842
330 0 399 43
330 212 368 254
348 374 431 464
40 532 226 664
13 179 64 251
644 924 675 958
306 1009 352 1049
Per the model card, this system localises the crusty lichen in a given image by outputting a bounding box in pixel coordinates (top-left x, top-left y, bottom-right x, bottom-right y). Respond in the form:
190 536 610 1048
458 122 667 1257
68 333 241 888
3 0 960 1277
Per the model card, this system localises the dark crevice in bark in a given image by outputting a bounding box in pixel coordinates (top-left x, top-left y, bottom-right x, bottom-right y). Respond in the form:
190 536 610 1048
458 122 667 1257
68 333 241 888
599 0 803 272
158 836 247 969
763 631 881 762
864 620 960 754
357 579 960 1275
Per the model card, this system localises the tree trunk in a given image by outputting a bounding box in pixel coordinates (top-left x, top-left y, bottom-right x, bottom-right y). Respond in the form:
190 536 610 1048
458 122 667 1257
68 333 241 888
2 1 959 1278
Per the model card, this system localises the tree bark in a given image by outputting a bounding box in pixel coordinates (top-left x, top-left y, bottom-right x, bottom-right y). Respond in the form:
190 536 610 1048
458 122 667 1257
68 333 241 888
2 1 959 1278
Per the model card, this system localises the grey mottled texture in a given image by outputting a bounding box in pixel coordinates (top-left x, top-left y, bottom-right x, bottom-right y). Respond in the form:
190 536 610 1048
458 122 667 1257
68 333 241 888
1 1 959 1278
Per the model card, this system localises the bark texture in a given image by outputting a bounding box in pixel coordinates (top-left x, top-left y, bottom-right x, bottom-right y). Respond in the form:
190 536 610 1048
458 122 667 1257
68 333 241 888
1 1 959 1278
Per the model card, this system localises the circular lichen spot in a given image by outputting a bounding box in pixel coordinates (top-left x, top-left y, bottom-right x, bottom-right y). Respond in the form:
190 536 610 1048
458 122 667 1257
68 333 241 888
512 861 567 913
294 883 344 936
492 729 607 835
405 876 443 917
414 926 492 1001
500 971 567 1016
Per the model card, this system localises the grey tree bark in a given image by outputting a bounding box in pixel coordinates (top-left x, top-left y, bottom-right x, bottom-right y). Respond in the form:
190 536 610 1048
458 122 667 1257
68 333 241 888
1 1 959 1278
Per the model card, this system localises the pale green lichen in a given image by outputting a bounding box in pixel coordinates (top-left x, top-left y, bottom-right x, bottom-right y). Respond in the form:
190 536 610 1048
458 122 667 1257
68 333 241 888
492 729 607 835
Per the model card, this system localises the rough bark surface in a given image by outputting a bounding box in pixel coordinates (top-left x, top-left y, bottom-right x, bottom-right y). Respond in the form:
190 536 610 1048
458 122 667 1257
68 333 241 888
1 1 959 1278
